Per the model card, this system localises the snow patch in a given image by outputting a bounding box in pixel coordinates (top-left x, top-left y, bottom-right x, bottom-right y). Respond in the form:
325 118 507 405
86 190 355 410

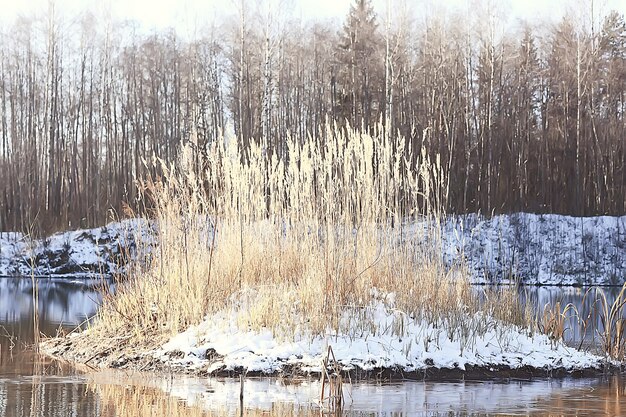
153 299 609 376
0 219 152 277
440 213 626 285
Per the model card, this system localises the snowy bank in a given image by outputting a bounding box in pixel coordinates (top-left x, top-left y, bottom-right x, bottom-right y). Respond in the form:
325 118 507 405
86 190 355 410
148 300 611 379
442 213 626 285
42 296 617 381
0 219 150 277
3 213 625 285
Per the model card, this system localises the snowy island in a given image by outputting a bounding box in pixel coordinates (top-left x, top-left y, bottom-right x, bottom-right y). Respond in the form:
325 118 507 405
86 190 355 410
35 212 626 381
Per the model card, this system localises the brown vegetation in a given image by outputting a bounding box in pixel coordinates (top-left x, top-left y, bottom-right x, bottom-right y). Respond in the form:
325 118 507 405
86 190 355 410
538 283 626 360
85 126 531 354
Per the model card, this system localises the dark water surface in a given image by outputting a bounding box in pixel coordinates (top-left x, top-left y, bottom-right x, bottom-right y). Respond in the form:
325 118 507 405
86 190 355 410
1 277 626 416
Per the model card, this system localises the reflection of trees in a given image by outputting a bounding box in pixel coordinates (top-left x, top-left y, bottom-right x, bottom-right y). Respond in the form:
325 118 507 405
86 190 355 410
0 278 109 333
0 374 103 416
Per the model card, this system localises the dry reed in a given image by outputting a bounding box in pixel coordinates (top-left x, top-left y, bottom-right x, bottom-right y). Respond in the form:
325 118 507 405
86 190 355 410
90 124 528 350
595 284 626 360
535 284 626 360
538 301 577 347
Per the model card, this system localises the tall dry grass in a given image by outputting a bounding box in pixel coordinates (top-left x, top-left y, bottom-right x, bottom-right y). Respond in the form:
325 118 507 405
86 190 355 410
536 284 626 360
92 125 527 348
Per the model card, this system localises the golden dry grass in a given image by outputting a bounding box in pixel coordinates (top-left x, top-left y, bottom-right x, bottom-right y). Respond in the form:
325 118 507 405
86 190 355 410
591 284 626 360
538 301 577 347
90 125 529 349
534 284 626 360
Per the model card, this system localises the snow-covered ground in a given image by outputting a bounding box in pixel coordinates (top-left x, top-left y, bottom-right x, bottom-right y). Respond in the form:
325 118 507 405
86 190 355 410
0 219 150 277
1 213 624 285
442 213 626 285
150 296 610 378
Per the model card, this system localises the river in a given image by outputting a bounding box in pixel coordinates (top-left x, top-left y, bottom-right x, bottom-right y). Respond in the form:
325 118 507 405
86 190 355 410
1 277 625 416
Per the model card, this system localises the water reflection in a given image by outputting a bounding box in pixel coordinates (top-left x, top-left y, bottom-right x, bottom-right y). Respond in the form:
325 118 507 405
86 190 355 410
90 373 626 417
0 277 110 416
0 277 111 332
522 286 626 348
1 278 626 416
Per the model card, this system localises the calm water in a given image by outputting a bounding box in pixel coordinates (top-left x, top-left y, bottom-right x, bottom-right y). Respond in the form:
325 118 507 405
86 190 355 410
523 286 626 348
1 277 626 416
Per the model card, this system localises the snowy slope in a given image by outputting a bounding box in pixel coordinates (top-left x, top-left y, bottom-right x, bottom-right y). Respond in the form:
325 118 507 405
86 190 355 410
442 213 626 285
1 213 624 285
0 219 151 277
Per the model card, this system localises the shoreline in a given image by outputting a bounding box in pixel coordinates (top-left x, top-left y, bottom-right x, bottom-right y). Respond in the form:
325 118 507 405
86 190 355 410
4 273 625 288
40 312 624 384
40 334 622 383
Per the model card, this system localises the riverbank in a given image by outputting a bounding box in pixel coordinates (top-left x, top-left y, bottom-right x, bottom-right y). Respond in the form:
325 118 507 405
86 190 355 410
0 219 151 277
443 213 626 286
40 296 621 382
3 213 624 286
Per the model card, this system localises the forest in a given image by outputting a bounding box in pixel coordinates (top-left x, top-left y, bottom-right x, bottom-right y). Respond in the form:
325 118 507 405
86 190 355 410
0 0 624 234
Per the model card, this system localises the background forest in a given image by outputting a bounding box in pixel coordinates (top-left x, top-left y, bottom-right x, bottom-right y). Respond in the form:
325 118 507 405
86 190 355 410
0 0 624 234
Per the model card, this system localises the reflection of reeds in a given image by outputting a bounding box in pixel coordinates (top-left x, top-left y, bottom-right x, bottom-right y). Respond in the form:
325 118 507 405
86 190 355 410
28 248 43 417
29 358 43 417
319 346 344 413
93 381 326 417
93 383 208 417
540 375 626 417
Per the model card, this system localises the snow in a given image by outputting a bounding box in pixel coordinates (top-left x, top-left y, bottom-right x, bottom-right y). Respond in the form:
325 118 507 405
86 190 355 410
152 296 609 377
0 219 151 277
440 213 626 285
1 213 623 285
0 232 27 275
